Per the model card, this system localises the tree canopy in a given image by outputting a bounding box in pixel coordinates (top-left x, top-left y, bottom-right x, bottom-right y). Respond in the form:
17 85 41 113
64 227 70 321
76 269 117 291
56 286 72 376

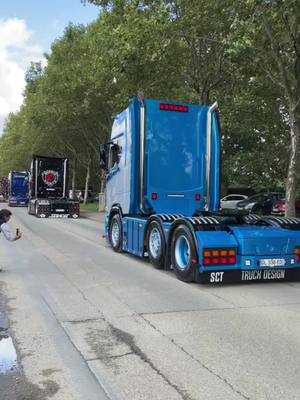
1 0 299 214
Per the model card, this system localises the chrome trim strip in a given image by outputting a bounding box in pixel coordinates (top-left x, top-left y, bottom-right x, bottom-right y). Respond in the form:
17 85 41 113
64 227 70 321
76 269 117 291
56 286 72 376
205 101 218 211
35 159 38 197
63 159 67 198
140 103 146 213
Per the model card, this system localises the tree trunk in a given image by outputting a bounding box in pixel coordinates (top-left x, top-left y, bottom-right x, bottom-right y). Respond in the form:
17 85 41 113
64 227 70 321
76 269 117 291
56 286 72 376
71 158 77 199
285 108 300 217
83 157 91 205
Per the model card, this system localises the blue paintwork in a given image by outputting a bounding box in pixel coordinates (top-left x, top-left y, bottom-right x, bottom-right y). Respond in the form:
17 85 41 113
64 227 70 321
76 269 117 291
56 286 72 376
8 171 29 206
104 98 300 281
106 108 131 214
145 100 208 215
229 226 298 255
195 226 300 273
106 98 220 216
122 217 147 256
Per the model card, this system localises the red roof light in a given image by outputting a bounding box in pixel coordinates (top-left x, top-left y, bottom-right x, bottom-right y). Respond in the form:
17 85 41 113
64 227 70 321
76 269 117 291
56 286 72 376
160 103 188 112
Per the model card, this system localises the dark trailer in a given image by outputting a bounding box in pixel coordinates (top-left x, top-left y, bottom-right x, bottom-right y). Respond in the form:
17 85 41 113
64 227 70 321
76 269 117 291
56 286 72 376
28 155 79 218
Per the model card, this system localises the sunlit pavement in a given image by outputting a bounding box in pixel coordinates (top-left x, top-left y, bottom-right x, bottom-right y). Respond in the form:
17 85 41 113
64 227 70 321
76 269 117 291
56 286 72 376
1 207 300 400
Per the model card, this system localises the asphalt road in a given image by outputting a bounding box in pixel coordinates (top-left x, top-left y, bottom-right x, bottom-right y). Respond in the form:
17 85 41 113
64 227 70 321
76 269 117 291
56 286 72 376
0 207 300 400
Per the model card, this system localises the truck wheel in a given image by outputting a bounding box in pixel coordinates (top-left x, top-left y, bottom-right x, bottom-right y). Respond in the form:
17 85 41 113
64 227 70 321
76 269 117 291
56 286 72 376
35 202 39 218
109 214 122 252
147 221 165 269
170 225 197 282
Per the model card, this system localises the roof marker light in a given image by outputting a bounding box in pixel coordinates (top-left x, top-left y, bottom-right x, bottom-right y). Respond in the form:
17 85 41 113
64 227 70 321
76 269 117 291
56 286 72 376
160 103 189 112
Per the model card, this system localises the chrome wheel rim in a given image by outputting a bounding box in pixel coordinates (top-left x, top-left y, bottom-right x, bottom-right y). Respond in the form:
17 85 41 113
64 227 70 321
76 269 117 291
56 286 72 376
175 235 190 270
111 221 120 247
149 227 161 259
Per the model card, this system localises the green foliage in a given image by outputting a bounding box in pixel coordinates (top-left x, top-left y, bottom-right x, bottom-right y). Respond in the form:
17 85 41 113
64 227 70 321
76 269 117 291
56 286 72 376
1 0 299 195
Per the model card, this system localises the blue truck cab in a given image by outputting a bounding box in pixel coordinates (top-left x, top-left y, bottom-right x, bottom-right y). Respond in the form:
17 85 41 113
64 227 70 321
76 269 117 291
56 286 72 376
8 171 29 207
101 98 300 283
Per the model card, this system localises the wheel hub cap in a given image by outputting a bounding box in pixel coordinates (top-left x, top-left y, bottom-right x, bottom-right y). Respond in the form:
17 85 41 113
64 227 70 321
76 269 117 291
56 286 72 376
175 235 190 270
149 228 161 258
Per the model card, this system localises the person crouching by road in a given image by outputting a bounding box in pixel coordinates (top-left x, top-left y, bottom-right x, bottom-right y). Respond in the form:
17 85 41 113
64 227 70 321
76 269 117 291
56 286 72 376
0 209 22 272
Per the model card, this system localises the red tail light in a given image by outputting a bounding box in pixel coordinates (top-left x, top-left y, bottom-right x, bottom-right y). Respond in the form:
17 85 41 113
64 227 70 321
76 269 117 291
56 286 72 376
195 194 201 201
203 249 237 266
151 193 157 200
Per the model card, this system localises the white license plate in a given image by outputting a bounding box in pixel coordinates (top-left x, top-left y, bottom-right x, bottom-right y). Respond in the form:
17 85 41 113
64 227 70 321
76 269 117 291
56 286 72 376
55 209 65 212
259 258 286 267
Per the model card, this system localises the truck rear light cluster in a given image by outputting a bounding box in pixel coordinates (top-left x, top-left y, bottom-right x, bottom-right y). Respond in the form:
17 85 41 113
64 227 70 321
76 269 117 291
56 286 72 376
203 249 236 266
159 103 189 112
195 194 201 201
151 193 157 200
38 206 49 213
70 203 79 211
295 248 300 262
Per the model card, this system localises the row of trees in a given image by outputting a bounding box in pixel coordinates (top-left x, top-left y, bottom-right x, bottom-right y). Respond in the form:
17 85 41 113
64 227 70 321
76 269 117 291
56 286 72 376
0 0 299 214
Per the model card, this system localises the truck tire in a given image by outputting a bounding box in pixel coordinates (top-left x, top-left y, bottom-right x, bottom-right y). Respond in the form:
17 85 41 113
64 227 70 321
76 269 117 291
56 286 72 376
35 202 39 218
109 214 123 252
147 221 165 269
170 224 197 282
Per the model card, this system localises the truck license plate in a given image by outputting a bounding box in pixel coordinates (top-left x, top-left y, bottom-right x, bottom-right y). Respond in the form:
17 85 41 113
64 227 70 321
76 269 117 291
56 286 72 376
259 258 286 267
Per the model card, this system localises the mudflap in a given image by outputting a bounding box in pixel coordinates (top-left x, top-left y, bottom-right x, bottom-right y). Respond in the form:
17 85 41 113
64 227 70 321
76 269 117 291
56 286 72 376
196 268 300 284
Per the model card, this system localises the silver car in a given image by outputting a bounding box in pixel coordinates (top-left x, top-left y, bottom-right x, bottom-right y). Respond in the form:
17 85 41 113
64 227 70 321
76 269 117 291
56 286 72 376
221 194 248 210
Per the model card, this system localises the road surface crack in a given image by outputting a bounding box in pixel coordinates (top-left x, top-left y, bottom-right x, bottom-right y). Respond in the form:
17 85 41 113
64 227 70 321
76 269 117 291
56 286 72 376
108 324 195 400
142 316 250 400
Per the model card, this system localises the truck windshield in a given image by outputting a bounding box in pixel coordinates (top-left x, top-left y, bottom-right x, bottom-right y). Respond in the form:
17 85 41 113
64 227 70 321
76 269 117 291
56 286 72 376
12 177 27 195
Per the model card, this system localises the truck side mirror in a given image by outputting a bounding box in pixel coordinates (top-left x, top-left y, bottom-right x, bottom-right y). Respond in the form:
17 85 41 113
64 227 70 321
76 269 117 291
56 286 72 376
99 144 108 177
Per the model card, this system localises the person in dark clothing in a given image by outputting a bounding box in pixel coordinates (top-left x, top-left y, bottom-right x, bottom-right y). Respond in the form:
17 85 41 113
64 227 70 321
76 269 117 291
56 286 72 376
0 209 22 271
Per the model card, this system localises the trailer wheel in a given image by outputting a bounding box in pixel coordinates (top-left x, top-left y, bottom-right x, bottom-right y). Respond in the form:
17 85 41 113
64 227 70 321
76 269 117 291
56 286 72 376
170 225 197 282
147 221 165 269
109 214 122 252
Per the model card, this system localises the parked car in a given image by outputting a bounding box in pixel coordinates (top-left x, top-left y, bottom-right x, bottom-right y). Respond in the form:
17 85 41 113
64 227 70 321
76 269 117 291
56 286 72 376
236 192 285 215
220 194 248 209
271 199 300 216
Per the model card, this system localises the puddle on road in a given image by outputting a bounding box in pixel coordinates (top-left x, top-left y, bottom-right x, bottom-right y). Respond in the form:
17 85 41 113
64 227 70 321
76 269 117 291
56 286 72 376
0 333 18 374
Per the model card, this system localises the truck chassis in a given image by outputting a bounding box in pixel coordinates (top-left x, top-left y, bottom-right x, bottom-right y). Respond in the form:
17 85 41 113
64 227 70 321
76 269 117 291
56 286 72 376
28 198 80 218
105 210 300 284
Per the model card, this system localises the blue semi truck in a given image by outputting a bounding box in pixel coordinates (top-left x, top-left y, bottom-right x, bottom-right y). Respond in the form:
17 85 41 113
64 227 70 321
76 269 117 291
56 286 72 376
8 171 29 206
100 98 300 283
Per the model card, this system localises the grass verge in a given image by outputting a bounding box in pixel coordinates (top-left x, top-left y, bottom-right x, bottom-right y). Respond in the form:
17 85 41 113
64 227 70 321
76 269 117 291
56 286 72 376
80 203 99 212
